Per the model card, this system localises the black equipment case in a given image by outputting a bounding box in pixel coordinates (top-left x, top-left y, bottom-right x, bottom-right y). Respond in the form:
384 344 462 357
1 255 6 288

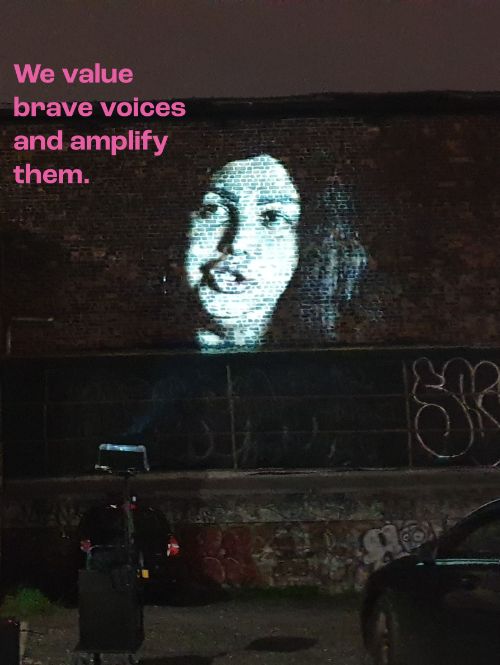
78 565 144 653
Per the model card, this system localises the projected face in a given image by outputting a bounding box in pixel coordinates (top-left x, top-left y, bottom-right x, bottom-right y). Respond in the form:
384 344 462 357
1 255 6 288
186 154 301 349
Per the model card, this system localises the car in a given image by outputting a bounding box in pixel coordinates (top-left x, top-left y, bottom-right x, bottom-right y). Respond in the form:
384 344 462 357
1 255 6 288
77 498 185 598
361 498 500 665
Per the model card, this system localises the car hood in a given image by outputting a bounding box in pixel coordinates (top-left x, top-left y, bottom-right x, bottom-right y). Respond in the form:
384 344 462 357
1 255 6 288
367 551 426 584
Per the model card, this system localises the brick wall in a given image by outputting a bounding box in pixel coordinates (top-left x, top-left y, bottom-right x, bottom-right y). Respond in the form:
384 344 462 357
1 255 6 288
2 94 500 355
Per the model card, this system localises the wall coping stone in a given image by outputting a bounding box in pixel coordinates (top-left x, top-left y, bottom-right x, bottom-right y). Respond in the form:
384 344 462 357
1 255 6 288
4 468 500 500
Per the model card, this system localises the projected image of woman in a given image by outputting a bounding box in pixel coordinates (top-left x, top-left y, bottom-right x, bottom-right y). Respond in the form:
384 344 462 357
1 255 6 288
186 154 301 350
185 153 367 351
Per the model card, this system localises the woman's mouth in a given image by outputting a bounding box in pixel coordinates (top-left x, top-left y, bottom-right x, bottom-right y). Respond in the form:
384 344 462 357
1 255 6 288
206 266 251 293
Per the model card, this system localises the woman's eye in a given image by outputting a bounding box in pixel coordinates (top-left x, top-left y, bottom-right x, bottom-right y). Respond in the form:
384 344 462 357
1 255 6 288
260 208 284 226
200 203 226 219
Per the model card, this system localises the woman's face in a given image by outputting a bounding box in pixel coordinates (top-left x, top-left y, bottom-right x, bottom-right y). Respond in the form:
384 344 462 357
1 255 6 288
186 154 301 323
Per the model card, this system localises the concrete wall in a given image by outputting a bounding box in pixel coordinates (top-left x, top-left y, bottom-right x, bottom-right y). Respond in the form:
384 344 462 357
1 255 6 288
3 469 500 595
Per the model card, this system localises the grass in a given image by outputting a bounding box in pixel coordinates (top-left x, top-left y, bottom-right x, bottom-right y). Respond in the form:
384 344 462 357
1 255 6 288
0 587 56 619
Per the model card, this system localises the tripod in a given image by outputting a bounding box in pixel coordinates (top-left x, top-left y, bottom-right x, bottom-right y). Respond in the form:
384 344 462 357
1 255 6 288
72 446 149 665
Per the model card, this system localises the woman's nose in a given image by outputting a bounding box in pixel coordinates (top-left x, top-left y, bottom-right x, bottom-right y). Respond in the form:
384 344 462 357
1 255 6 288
218 206 259 256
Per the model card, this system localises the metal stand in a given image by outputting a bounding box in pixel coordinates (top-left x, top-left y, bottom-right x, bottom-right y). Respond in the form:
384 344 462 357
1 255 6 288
73 445 149 665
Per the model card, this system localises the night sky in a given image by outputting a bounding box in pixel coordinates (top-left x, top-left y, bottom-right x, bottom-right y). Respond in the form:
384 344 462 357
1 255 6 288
1 0 499 102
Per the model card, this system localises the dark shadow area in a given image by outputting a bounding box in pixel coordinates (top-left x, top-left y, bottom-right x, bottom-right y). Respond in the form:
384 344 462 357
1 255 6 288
0 229 65 347
245 636 317 652
145 584 231 608
139 657 215 665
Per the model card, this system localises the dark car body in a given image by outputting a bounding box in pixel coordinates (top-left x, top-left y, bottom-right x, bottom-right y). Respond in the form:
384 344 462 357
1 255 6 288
361 498 500 665
77 501 185 595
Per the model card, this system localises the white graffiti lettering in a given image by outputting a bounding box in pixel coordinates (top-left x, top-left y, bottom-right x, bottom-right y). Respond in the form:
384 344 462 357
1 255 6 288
411 357 500 464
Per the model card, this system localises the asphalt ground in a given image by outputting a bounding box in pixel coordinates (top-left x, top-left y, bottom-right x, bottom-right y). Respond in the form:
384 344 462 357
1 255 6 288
23 593 366 665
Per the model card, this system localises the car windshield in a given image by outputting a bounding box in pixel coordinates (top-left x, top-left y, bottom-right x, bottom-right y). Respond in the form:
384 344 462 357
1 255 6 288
435 507 500 559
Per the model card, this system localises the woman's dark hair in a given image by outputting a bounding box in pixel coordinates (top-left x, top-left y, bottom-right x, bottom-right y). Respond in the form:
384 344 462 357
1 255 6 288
268 176 368 347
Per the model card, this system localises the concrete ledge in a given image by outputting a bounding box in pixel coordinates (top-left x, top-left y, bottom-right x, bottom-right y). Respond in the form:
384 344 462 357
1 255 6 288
5 467 500 499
